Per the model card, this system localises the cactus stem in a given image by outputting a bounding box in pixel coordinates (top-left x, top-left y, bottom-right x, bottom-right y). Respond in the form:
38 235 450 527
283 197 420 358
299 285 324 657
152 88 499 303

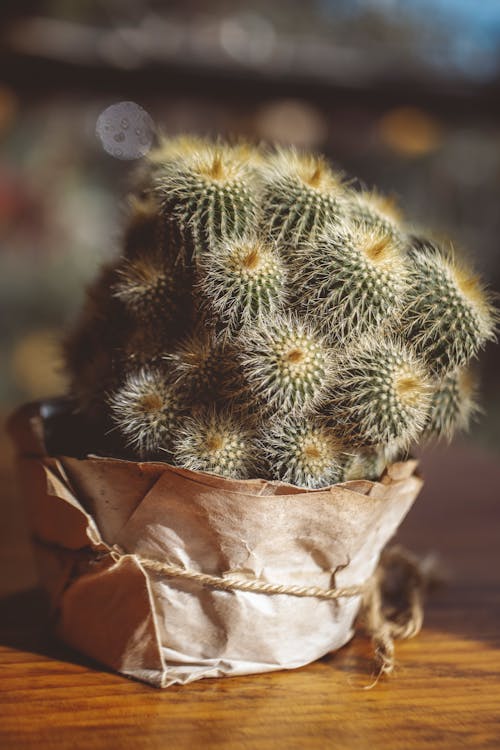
295 220 407 339
172 407 258 479
404 241 497 373
424 367 480 441
328 334 433 450
259 147 346 247
260 414 345 488
237 314 333 413
199 235 287 334
107 367 183 460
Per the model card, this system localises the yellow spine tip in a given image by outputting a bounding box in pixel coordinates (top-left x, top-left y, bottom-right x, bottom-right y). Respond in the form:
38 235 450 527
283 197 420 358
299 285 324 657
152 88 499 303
209 153 224 180
308 163 324 187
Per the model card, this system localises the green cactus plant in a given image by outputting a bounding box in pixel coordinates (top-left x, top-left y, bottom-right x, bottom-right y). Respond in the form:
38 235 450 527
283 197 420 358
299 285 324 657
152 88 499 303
122 191 162 259
403 241 496 373
236 314 333 414
347 189 403 238
198 235 287 335
107 367 183 460
294 219 407 338
328 335 433 450
259 147 346 249
63 134 495 486
260 415 345 489
115 320 175 373
148 134 210 168
172 407 258 479
341 446 401 482
113 254 182 327
424 368 479 441
166 329 238 403
153 140 259 262
64 262 126 420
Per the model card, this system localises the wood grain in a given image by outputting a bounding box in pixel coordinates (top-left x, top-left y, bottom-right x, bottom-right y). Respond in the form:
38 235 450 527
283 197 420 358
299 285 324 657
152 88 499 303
1 424 499 750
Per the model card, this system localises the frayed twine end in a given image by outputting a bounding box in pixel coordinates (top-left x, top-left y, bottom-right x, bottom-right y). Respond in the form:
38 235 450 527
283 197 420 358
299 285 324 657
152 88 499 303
359 544 445 687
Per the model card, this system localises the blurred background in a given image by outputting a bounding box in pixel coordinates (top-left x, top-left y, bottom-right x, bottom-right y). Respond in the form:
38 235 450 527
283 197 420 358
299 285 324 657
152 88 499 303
1 0 499 450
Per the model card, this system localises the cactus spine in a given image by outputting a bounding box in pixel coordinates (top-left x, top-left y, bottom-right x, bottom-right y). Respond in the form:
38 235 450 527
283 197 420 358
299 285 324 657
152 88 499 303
403 242 496 373
295 220 407 337
172 407 258 479
237 314 333 414
122 192 161 259
113 255 181 326
260 148 346 249
347 190 403 237
425 368 479 441
107 367 183 460
166 330 238 403
342 447 399 482
64 262 125 419
154 141 259 261
199 235 287 334
260 415 345 489
328 335 432 449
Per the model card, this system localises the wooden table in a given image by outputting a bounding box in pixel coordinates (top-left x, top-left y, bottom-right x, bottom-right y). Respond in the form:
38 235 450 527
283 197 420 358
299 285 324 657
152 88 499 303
1 426 499 749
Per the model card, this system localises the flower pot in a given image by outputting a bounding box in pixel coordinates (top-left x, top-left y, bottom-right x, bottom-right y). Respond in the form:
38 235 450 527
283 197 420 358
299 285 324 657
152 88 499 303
8 399 423 688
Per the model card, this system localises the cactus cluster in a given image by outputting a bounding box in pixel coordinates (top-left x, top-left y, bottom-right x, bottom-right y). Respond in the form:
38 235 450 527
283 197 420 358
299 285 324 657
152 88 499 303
64 137 497 488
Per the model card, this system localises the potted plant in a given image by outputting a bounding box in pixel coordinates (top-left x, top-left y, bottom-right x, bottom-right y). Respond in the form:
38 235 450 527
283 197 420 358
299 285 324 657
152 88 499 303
9 137 496 687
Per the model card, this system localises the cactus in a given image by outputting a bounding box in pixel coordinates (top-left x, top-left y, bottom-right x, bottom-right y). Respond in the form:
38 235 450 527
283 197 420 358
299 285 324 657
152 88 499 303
122 191 162 259
63 134 494 484
64 262 127 420
145 135 214 263
295 220 407 338
328 335 432 450
199 235 287 334
425 368 479 441
341 446 402 482
111 253 193 368
113 254 182 327
341 450 381 482
66 339 117 425
107 367 183 460
403 241 497 373
166 329 238 403
172 407 258 479
148 134 209 167
153 141 259 261
260 147 346 249
237 314 333 414
347 189 403 237
260 415 345 489
122 189 185 268
115 320 176 373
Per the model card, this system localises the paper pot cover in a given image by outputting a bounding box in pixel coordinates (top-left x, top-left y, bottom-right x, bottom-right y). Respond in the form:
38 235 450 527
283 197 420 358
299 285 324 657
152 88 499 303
9 400 423 688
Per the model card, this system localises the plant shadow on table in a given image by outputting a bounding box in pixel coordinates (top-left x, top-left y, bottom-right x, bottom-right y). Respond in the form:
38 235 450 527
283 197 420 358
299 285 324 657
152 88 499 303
0 587 113 675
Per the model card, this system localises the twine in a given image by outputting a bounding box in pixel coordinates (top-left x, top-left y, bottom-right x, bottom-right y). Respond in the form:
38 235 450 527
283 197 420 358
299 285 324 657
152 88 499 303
359 545 439 682
110 549 370 600
109 543 440 680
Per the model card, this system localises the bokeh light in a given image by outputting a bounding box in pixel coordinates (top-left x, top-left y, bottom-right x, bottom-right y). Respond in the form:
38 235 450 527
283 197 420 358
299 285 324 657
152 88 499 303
96 101 155 160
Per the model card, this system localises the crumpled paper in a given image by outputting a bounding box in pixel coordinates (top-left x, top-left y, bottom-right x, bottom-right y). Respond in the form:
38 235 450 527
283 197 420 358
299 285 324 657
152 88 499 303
8 401 422 688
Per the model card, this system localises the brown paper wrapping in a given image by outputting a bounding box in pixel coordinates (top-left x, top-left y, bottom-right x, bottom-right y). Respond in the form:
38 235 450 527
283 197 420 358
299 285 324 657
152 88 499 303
8 401 423 688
